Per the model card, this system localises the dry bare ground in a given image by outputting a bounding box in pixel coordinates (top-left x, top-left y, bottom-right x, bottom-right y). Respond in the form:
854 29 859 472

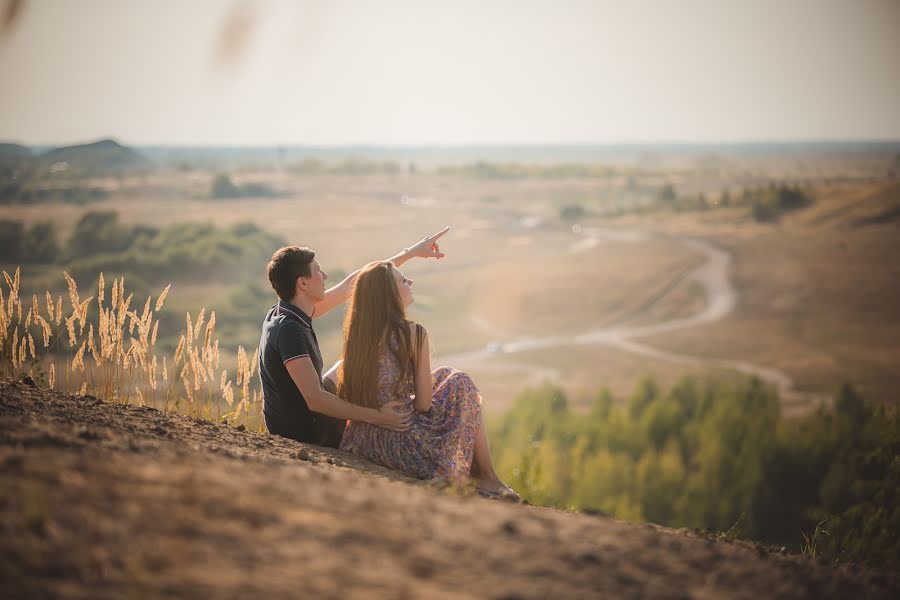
1 380 897 599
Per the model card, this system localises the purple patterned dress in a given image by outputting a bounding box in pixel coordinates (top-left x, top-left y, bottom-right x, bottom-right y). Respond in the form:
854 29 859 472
339 338 483 480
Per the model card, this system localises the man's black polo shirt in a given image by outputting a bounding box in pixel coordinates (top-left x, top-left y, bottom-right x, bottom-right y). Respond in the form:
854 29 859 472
258 299 346 447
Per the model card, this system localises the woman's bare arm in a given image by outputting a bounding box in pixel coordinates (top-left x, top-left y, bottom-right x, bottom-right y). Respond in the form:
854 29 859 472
312 227 449 319
412 324 433 413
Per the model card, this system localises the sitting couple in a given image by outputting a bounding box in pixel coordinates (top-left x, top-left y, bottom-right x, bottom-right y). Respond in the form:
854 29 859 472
259 228 517 499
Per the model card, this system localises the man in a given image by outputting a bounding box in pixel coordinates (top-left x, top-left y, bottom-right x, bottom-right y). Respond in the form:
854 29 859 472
259 227 449 447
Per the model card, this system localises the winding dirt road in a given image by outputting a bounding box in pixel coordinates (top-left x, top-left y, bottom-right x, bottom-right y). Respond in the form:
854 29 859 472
440 228 829 412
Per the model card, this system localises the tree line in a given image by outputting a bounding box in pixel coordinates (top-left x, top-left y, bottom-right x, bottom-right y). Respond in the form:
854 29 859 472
490 376 898 569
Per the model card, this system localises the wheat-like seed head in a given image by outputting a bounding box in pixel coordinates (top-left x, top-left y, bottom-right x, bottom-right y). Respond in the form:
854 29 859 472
162 355 168 381
150 320 159 346
181 373 193 403
4 269 19 320
121 292 132 324
4 269 21 318
250 348 259 378
185 313 194 346
87 323 100 366
173 335 185 366
190 349 203 388
98 308 109 358
65 316 76 348
36 314 51 347
130 338 145 369
72 340 87 372
49 363 55 389
140 296 151 324
54 296 62 325
194 309 206 344
127 310 139 336
149 355 158 390
10 326 19 366
237 346 250 403
140 311 152 348
24 307 32 329
204 311 215 351
45 291 53 316
98 273 105 309
27 333 36 360
155 284 170 312
31 293 39 320
63 271 79 313
18 335 27 369
77 297 93 336
111 277 119 310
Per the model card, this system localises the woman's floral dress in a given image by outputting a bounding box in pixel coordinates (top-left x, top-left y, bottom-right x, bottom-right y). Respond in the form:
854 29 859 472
339 337 482 480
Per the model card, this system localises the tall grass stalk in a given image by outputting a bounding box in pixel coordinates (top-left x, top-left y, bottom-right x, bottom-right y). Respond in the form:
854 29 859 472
800 518 831 558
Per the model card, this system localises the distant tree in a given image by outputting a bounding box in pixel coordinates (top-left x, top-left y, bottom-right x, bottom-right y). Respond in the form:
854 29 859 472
67 210 131 259
210 173 276 198
559 204 586 221
890 153 900 180
211 173 240 198
658 184 676 203
23 221 59 262
696 193 709 210
0 219 24 260
720 188 731 207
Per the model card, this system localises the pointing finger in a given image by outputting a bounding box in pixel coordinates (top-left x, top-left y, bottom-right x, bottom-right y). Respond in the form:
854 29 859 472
428 226 450 242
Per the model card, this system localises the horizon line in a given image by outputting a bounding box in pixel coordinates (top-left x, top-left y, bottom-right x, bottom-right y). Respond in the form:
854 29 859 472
6 137 900 150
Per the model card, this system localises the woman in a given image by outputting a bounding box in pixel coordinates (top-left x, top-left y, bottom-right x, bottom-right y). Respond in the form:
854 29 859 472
336 260 517 498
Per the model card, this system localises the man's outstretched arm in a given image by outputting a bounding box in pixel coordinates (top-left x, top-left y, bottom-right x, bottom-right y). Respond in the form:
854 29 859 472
312 226 449 319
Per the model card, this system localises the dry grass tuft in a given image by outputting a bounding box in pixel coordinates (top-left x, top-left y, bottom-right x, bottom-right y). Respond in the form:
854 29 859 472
0 268 263 430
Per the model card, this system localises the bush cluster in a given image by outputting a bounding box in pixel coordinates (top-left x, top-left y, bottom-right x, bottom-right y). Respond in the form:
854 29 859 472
0 220 60 262
0 211 286 292
64 211 285 286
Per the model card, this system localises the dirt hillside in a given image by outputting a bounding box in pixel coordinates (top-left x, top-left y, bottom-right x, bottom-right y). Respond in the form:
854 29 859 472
1 380 897 599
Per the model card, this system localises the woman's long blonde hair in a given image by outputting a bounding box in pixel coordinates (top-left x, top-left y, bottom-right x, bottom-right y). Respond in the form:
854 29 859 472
337 261 423 408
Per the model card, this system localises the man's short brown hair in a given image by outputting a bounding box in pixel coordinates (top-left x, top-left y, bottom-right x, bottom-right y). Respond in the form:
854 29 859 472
267 246 315 301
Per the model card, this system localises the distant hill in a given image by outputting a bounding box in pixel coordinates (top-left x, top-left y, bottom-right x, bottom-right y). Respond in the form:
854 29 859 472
0 143 31 158
0 143 33 170
37 138 150 175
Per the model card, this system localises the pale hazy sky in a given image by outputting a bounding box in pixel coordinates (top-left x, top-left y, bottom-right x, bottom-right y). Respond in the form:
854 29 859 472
1 0 899 146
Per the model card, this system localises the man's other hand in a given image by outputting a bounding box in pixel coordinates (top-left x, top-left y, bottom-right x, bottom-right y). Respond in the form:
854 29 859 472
376 400 412 432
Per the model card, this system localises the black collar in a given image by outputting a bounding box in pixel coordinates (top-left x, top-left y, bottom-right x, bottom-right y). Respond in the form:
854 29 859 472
275 300 313 328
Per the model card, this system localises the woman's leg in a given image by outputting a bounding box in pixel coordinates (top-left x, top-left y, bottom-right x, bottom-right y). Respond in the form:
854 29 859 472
470 418 498 480
435 367 518 498
470 409 519 498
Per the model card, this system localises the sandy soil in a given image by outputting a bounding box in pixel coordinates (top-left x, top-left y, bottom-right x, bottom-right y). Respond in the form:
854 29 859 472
1 379 897 600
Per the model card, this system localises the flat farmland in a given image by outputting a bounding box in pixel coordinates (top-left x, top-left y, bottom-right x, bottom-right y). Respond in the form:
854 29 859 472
4 172 898 415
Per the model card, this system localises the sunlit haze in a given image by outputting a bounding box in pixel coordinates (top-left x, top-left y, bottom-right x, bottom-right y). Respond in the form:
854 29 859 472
1 0 899 146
